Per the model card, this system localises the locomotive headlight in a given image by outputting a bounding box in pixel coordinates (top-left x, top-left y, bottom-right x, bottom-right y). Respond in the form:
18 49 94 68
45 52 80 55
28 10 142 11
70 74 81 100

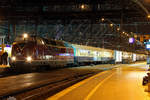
26 56 32 62
12 56 16 61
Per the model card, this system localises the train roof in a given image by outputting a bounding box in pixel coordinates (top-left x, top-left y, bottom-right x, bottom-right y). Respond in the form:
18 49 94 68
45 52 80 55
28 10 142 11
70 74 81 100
71 44 114 52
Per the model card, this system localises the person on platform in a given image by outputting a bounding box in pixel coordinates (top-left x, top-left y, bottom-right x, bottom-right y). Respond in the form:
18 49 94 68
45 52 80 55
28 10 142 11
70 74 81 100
2 51 8 65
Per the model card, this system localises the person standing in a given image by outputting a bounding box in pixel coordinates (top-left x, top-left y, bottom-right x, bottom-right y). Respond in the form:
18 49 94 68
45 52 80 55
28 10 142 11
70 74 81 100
2 52 8 65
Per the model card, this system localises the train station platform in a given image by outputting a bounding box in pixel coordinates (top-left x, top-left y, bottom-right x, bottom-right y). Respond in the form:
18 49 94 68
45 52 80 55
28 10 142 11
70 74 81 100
0 65 9 74
47 62 150 100
0 65 9 68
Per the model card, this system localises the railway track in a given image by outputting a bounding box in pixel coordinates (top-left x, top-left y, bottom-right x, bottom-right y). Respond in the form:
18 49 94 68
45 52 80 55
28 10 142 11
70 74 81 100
1 72 98 100
0 63 117 78
0 64 122 100
0 65 107 100
0 66 66 78
13 72 95 100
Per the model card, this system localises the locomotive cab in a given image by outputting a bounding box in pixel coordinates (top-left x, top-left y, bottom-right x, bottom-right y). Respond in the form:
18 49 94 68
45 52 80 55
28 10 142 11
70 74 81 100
11 35 37 62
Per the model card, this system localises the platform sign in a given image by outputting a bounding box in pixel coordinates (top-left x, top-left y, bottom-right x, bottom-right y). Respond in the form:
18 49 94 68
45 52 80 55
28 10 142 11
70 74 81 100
129 38 134 43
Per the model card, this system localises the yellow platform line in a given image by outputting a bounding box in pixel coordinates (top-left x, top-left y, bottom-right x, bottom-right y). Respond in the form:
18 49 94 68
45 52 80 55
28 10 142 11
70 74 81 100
0 65 10 68
47 68 116 100
84 72 115 100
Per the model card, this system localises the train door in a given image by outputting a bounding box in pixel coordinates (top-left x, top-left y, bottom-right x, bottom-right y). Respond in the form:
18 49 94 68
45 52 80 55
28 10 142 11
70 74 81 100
132 54 136 62
115 51 122 63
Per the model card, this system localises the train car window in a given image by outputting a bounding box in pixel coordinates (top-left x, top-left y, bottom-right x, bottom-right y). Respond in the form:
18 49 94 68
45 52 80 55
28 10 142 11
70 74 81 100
43 38 49 44
42 38 64 47
18 43 26 48
36 38 44 45
42 38 57 46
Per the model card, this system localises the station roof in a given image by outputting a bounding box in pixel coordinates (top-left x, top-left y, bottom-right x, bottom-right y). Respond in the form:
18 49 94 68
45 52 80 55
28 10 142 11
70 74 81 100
0 0 147 23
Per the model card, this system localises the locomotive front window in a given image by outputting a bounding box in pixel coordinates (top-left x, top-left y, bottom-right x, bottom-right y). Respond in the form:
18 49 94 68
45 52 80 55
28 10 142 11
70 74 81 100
18 43 26 48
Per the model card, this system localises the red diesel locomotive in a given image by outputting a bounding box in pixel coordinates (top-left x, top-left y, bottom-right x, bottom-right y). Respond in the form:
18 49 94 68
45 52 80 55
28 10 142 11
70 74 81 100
10 34 74 71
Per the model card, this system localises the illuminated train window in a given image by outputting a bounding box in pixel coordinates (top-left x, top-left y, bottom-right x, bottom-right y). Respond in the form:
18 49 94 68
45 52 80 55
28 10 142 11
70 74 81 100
36 38 44 45
43 38 56 46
